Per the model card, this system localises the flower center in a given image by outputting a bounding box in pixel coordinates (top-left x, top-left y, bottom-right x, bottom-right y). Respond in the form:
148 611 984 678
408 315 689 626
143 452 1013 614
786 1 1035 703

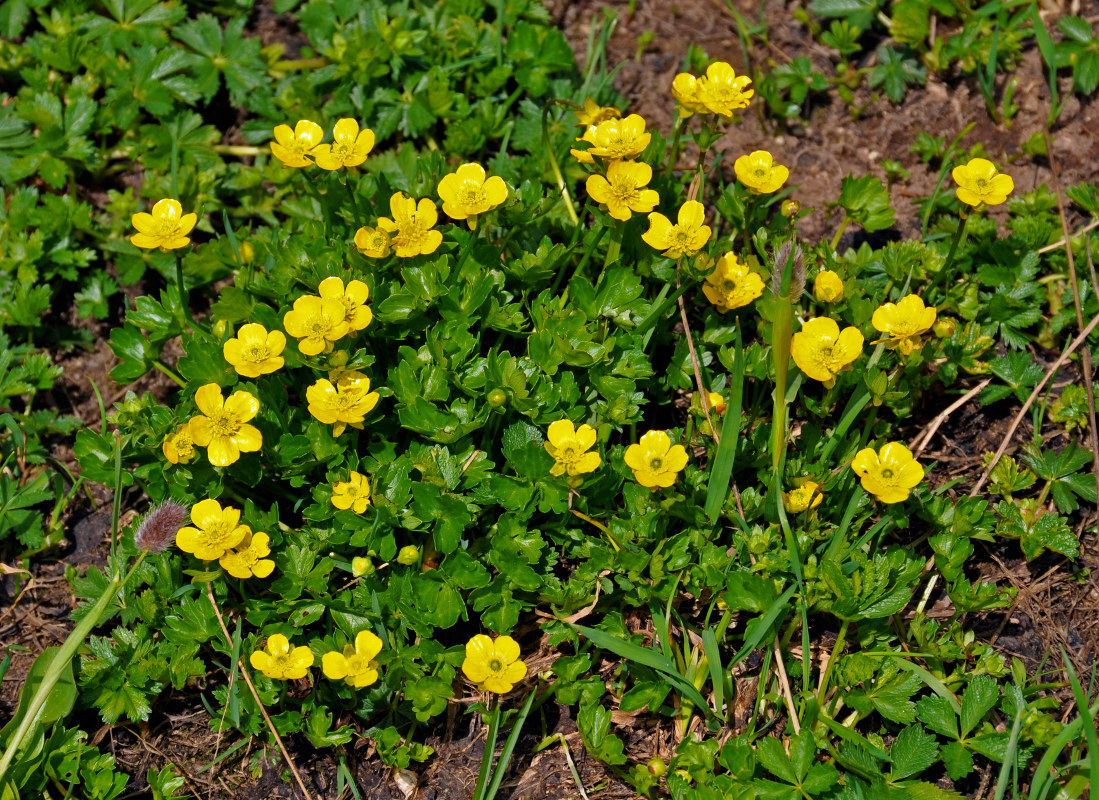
347 655 366 673
204 520 233 546
649 457 664 470
488 658 504 672
559 445 578 462
268 654 291 673
754 167 767 178
819 346 834 360
881 468 894 479
460 186 484 208
722 279 738 292
210 410 241 438
976 178 988 190
245 344 269 362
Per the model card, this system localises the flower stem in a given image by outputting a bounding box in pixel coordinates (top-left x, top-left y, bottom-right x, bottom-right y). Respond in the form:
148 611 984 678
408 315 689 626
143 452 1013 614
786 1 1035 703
927 212 969 301
542 102 579 226
153 359 187 389
175 252 197 332
665 114 684 179
829 215 851 253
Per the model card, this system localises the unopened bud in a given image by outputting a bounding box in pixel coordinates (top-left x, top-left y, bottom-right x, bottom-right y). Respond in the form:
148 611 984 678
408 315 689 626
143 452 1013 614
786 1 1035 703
770 240 805 301
781 199 800 218
134 500 189 554
213 319 228 338
397 545 421 566
351 556 375 577
488 388 507 407
239 241 255 264
813 270 844 303
933 317 956 338
647 757 667 777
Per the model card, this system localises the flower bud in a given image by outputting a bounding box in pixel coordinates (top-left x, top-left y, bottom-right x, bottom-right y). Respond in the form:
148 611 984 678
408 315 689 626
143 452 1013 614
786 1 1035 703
781 199 800 218
351 556 375 577
239 241 255 264
397 545 421 566
488 388 507 408
813 270 844 303
933 317 957 338
213 319 228 338
647 757 667 777
329 349 349 367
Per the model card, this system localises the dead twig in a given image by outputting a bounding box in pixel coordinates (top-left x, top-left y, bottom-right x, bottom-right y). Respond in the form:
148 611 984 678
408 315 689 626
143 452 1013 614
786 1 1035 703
909 378 992 457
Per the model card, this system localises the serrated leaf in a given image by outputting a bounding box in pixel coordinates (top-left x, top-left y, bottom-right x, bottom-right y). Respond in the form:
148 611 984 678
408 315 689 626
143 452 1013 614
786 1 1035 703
889 725 938 780
959 674 999 737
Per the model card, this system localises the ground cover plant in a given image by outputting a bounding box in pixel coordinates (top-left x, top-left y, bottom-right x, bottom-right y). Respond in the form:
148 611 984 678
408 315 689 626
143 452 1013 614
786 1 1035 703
1 0 1098 798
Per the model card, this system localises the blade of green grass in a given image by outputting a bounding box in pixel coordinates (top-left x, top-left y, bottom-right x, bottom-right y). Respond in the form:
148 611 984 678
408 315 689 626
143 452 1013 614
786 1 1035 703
705 322 745 521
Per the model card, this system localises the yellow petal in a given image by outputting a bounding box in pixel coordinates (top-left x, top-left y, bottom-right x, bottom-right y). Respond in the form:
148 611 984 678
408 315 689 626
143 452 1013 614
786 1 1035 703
194 384 225 417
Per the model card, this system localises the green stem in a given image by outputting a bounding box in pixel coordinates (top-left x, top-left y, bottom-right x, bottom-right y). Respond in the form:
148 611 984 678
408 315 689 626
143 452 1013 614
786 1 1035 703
770 296 793 476
602 219 624 273
542 103 579 226
665 114 685 179
472 698 501 800
153 359 187 389
341 173 364 231
927 213 969 301
817 619 850 710
175 252 197 331
829 216 851 253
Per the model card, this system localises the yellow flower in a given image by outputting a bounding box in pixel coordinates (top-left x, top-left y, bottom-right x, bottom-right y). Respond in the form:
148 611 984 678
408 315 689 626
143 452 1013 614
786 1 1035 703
437 163 509 229
223 323 286 378
951 157 1014 207
311 118 375 171
851 442 924 504
249 634 314 681
734 150 789 194
189 384 262 467
624 430 689 488
130 198 197 250
671 73 707 118
544 420 601 477
783 481 823 513
332 471 371 513
702 251 764 312
585 160 660 221
871 294 937 356
282 294 350 356
269 119 324 168
376 192 443 257
322 630 383 688
162 421 196 465
219 530 275 579
306 370 380 437
461 634 527 694
790 317 864 385
584 114 652 160
703 391 726 415
698 61 754 117
570 137 595 165
574 97 621 127
319 277 372 332
642 200 711 259
353 225 392 258
813 270 844 303
176 498 249 561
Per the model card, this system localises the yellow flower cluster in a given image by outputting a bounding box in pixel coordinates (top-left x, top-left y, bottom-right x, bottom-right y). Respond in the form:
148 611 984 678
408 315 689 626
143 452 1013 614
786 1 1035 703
270 118 374 171
672 62 754 119
283 277 373 356
702 252 764 313
175 499 274 578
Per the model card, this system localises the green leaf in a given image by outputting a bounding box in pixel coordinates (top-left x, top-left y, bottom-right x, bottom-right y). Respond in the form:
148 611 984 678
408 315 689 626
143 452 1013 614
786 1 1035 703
940 741 974 780
836 173 896 232
868 45 927 103
888 725 938 781
915 695 959 739
305 707 353 747
959 674 999 738
0 647 76 747
577 703 627 765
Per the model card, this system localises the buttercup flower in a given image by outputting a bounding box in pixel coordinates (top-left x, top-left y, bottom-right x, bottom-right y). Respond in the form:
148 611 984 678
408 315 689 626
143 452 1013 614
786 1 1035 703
851 442 924 504
642 200 712 258
703 391 726 415
219 530 275 579
319 277 372 332
130 199 197 250
322 630 383 688
872 294 937 356
734 150 789 194
353 225 392 258
250 634 314 680
952 157 1014 207
306 370 380 437
269 119 324 168
702 251 764 312
283 294 350 356
624 430 689 488
311 118 375 171
462 634 527 694
586 160 660 221
790 317 864 385
189 384 262 467
162 422 197 465
176 499 249 561
544 420 601 477
584 114 652 160
671 73 708 118
376 193 443 257
783 481 823 513
437 163 509 229
698 61 754 117
332 471 372 513
575 97 621 127
814 270 844 303
223 323 286 378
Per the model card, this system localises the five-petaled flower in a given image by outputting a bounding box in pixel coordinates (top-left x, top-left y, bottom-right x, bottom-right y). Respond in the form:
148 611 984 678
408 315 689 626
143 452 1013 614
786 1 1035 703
269 119 324 168
283 294 350 356
585 160 660 221
872 294 936 356
319 277 372 333
952 157 1014 207
162 422 197 465
219 530 275 579
189 384 262 467
437 163 509 229
461 634 527 694
331 471 372 513
250 634 314 680
783 481 823 513
376 193 443 257
734 150 789 194
624 430 689 488
583 114 652 160
223 323 286 378
642 200 712 258
306 370 380 437
544 420 602 477
813 270 844 303
311 118 375 171
702 251 764 313
353 225 392 258
698 61 754 117
176 498 249 561
790 317 864 386
671 73 707 118
851 442 924 504
322 630 384 688
130 199 198 250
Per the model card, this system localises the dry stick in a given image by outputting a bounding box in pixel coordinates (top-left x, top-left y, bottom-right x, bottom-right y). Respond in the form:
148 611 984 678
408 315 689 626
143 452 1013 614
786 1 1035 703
205 583 317 800
1036 218 1099 254
909 378 992 457
1043 126 1099 511
678 284 719 444
771 639 801 735
970 308 1099 497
